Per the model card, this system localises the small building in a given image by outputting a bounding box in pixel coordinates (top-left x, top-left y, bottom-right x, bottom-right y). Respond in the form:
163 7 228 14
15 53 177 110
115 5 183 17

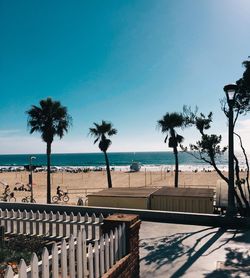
87 187 159 209
215 180 228 210
151 187 214 213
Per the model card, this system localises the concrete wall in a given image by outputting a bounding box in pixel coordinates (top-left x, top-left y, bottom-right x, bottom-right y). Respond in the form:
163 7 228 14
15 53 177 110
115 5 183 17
0 202 249 228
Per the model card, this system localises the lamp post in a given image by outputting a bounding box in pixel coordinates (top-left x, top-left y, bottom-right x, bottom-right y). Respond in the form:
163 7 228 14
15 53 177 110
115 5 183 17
223 83 238 216
29 156 36 202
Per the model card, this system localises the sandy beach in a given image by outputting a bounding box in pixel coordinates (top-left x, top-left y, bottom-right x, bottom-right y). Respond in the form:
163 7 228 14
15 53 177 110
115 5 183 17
0 169 229 204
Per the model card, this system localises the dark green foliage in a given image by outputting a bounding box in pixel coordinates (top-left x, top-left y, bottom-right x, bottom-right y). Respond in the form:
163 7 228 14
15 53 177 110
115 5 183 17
0 234 47 273
89 120 117 188
236 59 250 113
27 97 71 203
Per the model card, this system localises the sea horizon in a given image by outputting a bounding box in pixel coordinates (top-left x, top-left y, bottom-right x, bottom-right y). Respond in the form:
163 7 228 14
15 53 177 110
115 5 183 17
0 151 247 171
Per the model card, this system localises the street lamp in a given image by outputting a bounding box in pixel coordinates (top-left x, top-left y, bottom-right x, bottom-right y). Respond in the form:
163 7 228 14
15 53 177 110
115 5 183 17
29 156 36 202
223 83 238 216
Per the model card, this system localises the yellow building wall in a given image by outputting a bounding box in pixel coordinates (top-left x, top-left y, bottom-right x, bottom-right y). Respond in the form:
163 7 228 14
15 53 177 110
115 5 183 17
151 196 213 213
88 196 149 209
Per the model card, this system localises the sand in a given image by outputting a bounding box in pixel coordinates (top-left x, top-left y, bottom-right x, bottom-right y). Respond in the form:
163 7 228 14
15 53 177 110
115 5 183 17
0 169 228 204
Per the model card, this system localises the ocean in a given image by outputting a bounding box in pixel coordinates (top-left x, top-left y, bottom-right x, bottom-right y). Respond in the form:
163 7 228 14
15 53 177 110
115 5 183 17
0 151 232 171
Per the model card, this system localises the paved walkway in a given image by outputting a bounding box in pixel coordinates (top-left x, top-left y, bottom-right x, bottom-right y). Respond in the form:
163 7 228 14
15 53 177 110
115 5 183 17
139 221 250 277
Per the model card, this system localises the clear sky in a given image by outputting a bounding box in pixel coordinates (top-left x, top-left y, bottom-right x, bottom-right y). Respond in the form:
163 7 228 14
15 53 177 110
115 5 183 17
0 0 250 154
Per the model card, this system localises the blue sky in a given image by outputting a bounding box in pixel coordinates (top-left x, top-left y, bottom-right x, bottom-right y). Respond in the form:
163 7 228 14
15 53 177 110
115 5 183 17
0 0 250 154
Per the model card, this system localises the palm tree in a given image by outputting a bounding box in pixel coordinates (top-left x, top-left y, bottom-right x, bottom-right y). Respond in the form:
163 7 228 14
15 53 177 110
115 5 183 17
158 112 185 188
27 97 71 203
89 121 117 188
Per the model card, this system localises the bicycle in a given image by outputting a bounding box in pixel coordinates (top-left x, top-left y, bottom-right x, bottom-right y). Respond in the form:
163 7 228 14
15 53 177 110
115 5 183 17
52 192 69 203
0 192 16 202
21 196 36 203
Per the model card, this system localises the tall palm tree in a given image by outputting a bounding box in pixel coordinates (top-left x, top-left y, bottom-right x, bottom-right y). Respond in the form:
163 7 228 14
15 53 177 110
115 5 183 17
27 97 71 203
89 121 117 188
158 112 185 188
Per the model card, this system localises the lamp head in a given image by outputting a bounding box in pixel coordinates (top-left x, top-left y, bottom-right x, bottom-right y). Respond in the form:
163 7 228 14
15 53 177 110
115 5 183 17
223 83 238 105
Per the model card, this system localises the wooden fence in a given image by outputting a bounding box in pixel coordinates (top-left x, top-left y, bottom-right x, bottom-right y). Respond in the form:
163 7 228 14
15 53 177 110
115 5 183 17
4 224 126 278
0 208 103 240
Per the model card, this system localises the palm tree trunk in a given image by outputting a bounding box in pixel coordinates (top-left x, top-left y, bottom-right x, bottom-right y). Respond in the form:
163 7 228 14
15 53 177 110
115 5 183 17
173 146 179 188
104 151 112 188
47 142 51 203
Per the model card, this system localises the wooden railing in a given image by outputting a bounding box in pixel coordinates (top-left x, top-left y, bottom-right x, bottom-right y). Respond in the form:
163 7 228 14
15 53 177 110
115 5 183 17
0 208 103 240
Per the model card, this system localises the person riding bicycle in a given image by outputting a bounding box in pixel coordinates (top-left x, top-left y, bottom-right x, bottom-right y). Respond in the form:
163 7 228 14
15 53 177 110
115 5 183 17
56 186 64 199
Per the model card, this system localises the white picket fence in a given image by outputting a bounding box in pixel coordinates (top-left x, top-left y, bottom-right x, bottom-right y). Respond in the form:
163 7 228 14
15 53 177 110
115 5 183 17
0 208 103 240
4 224 126 278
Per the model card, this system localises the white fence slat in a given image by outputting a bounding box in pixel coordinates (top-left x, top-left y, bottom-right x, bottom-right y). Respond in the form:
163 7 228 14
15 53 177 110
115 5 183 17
52 243 59 278
18 259 28 278
56 211 60 236
84 213 89 239
4 209 9 232
30 253 39 278
69 235 76 278
69 212 74 236
114 228 119 262
41 247 50 278
10 209 15 233
30 211 34 235
4 266 14 278
99 214 104 238
77 212 81 232
104 233 110 272
91 214 96 239
42 211 47 235
61 239 68 278
118 225 122 259
82 228 88 278
16 210 21 234
35 211 41 235
49 211 53 236
99 236 105 276
88 244 94 278
76 230 83 278
63 212 67 237
122 223 126 256
23 210 28 234
5 209 10 232
94 241 100 278
109 230 114 266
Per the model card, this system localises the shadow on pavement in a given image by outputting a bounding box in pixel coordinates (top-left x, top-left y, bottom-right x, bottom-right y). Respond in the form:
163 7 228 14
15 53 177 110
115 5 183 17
140 227 226 277
205 247 250 278
170 228 225 277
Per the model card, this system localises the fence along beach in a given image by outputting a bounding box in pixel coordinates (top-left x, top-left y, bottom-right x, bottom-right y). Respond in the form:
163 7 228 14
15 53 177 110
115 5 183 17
0 151 248 204
0 166 239 204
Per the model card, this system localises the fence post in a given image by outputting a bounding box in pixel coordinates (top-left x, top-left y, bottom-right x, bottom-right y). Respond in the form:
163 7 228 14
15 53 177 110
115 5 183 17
101 214 141 278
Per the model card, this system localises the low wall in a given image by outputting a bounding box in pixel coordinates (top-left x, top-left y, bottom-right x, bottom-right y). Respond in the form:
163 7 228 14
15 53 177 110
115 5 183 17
101 214 141 278
0 202 249 228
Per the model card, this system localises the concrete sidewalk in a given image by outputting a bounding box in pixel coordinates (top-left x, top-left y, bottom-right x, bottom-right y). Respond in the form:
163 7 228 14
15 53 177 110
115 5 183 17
139 221 250 277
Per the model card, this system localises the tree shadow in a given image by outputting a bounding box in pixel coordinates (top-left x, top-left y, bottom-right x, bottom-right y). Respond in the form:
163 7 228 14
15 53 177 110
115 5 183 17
229 229 250 244
140 227 217 270
205 247 250 277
